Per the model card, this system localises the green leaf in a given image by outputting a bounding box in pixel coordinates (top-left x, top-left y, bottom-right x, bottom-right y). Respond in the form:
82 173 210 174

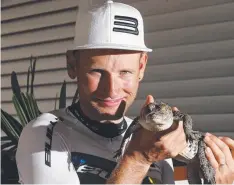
59 80 66 109
27 65 31 94
1 109 20 142
1 136 10 141
1 121 17 143
25 93 34 118
12 94 28 126
31 57 37 95
8 145 17 153
31 94 41 116
54 93 58 110
27 93 41 118
1 142 15 150
1 109 23 137
72 87 79 105
29 56 33 94
26 93 36 118
11 72 30 121
21 93 33 121
11 71 21 98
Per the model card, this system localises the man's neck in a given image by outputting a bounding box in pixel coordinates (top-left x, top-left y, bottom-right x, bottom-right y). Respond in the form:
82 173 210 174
79 102 124 124
68 102 128 138
99 117 124 124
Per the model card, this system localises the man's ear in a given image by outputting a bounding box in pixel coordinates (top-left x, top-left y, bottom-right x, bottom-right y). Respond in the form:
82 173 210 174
138 52 148 81
66 50 77 79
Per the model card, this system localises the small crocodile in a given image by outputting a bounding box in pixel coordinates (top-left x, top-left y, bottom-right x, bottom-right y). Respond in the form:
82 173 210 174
114 101 216 184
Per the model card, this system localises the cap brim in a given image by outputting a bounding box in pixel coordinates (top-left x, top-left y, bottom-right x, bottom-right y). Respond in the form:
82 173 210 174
71 43 152 52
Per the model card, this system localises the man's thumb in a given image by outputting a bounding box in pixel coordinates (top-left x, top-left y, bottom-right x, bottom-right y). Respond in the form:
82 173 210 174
144 95 154 106
140 95 155 117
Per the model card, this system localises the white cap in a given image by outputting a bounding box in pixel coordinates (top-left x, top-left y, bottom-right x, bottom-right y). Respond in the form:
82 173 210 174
70 0 152 52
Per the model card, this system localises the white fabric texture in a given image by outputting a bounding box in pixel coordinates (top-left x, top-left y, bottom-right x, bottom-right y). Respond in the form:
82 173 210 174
16 108 175 184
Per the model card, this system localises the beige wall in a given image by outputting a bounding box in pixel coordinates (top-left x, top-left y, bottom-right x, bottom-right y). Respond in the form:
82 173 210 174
1 0 234 138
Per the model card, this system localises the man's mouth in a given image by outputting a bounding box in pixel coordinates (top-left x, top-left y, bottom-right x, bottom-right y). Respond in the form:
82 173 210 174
95 98 124 107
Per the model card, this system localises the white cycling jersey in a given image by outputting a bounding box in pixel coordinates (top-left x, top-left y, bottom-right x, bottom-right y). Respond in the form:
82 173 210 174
16 106 175 184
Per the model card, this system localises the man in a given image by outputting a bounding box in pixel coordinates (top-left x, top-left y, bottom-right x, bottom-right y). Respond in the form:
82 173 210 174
16 0 234 184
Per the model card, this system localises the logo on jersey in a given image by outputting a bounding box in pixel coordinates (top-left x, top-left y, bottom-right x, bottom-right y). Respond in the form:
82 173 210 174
71 152 115 183
75 158 109 178
113 15 139 35
45 119 59 167
77 164 110 179
70 151 157 183
72 156 110 179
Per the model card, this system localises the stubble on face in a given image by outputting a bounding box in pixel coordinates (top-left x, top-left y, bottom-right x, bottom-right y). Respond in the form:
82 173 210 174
75 49 147 123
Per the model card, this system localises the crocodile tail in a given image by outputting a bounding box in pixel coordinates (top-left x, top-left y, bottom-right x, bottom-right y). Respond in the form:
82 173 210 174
198 140 216 184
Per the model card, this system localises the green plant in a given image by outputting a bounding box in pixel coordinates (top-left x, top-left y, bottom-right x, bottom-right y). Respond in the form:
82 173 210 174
1 56 41 152
1 56 70 183
1 56 70 151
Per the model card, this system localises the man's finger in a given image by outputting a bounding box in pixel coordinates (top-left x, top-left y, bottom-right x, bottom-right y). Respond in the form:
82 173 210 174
219 137 234 150
219 137 234 160
208 134 234 168
142 95 154 108
204 134 226 165
147 95 154 104
205 147 219 169
172 107 179 112
140 95 155 118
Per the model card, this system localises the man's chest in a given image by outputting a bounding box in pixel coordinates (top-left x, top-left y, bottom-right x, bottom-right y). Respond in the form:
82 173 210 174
68 131 120 183
71 151 115 183
68 133 160 184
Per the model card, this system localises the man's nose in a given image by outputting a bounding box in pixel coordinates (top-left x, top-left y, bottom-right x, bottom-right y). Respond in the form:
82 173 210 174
101 74 120 98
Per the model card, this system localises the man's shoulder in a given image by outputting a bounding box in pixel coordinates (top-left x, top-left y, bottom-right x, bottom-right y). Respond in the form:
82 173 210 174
18 112 58 141
23 107 71 127
16 108 73 156
24 112 59 129
19 107 78 137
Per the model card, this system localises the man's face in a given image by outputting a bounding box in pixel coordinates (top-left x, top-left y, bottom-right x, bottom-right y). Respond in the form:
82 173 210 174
68 49 148 122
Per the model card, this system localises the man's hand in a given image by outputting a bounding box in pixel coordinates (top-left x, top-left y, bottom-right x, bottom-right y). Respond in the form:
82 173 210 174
205 133 234 184
125 95 187 165
107 95 187 184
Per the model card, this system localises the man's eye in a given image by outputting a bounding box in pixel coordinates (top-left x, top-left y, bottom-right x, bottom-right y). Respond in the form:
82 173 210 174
90 69 103 74
120 71 132 75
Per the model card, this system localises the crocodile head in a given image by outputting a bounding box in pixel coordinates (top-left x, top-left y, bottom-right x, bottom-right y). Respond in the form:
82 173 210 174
139 101 174 132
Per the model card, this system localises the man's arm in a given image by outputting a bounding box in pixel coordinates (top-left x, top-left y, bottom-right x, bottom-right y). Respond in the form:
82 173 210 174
107 154 150 184
106 124 184 184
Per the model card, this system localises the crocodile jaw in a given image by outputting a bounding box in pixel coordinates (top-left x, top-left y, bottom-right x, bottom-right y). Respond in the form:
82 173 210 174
139 116 174 132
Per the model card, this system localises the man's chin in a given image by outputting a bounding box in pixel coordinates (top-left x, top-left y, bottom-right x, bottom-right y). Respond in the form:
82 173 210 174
95 107 125 120
91 100 127 119
99 108 121 116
